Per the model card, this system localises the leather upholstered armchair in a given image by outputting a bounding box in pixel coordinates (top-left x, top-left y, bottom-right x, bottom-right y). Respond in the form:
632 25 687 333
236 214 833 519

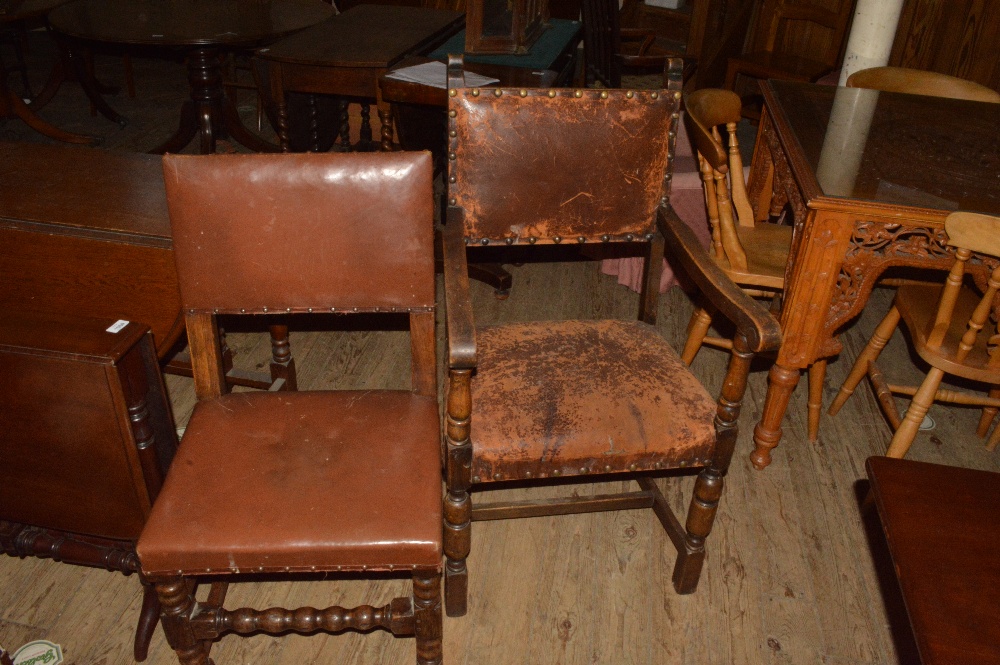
440 55 781 618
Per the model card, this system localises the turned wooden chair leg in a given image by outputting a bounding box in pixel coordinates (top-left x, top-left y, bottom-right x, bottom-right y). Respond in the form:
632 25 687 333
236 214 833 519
338 98 351 150
444 368 472 618
413 573 443 665
681 306 714 365
807 358 827 442
134 580 161 661
986 418 1000 452
977 386 1000 437
867 361 903 430
829 306 901 416
886 367 945 459
268 324 296 391
360 103 372 147
672 466 723 594
154 577 211 665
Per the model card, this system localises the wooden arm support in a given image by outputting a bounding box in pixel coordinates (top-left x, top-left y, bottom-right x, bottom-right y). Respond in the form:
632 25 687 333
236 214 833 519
659 206 781 355
443 210 477 369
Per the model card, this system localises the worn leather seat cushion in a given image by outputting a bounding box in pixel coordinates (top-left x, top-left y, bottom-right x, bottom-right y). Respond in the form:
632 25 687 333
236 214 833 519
138 391 442 575
470 320 716 482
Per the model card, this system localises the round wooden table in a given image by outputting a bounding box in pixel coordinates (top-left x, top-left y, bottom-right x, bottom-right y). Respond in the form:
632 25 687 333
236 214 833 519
47 0 335 153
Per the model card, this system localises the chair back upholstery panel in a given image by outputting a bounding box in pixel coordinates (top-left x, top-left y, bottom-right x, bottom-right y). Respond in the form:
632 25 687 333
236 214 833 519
448 87 680 243
163 152 435 313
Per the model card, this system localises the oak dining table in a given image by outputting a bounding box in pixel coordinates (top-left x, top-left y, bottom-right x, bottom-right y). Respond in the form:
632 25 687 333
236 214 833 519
747 80 1000 469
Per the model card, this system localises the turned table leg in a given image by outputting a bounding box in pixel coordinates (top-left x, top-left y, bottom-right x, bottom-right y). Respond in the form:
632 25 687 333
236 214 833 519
752 363 800 470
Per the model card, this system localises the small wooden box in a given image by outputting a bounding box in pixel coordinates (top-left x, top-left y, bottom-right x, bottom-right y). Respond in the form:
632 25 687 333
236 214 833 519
465 0 551 54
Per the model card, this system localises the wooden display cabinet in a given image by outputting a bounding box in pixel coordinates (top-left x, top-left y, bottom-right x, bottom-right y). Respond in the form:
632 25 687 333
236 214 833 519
466 0 551 54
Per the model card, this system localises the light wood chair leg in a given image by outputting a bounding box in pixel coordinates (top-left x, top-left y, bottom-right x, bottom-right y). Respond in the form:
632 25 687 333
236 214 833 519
886 367 945 459
977 386 1000 437
986 420 1000 452
829 306 901 416
867 361 903 430
681 307 713 365
807 358 827 442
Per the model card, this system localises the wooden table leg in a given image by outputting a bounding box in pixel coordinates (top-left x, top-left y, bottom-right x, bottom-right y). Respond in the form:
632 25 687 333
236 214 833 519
62 40 128 127
152 47 278 154
3 87 101 144
752 363 800 469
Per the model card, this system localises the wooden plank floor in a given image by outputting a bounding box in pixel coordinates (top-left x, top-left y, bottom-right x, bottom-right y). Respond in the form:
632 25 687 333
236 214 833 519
4 35 1000 664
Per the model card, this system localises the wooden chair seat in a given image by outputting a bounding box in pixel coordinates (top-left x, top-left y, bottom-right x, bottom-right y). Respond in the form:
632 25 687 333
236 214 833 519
470 320 717 483
139 391 442 575
896 284 999 384
728 223 793 289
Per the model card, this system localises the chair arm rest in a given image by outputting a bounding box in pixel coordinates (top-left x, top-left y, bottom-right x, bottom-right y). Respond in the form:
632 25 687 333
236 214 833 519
659 206 781 355
443 209 477 369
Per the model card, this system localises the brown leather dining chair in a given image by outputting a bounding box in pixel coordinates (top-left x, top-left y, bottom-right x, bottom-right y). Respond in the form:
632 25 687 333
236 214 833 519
829 212 1000 458
440 55 781 617
675 88 828 440
137 151 443 665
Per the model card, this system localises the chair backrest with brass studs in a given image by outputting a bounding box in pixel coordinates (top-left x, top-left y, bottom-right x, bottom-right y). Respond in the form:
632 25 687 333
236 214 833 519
446 55 683 248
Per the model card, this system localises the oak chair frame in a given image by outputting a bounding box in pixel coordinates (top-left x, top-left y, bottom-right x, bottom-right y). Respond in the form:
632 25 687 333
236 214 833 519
139 152 443 665
441 56 781 617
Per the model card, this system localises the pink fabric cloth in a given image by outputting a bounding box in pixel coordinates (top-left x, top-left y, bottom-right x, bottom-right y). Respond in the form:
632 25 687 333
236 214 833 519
601 112 713 293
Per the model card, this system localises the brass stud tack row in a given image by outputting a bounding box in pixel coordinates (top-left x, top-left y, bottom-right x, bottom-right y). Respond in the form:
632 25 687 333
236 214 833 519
473 458 701 482
462 234 657 246
198 306 422 315
459 88 675 102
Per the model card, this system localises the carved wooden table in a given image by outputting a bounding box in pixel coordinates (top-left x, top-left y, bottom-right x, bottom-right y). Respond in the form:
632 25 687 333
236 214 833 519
866 456 1000 665
748 80 1000 469
259 4 464 152
47 0 334 154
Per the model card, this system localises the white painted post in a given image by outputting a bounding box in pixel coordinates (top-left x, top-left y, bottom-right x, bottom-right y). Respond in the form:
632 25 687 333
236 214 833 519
837 0 906 85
